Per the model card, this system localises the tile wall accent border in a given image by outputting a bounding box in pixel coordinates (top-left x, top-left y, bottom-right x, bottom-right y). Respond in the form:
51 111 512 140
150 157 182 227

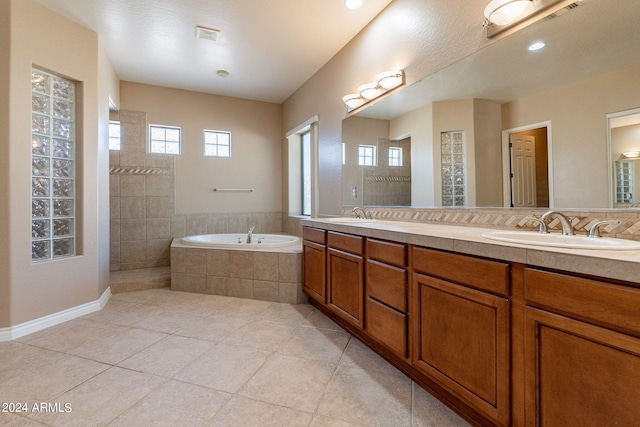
340 207 640 241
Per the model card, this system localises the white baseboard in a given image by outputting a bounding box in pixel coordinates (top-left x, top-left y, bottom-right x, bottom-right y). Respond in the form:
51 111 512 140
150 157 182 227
0 287 112 342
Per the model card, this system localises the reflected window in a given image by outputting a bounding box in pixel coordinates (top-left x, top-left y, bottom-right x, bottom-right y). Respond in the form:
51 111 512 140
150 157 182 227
389 147 403 166
358 144 376 166
616 161 634 204
109 121 121 150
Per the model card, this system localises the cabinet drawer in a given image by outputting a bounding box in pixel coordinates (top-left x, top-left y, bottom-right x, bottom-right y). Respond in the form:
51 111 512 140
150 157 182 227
412 247 510 296
366 297 407 358
366 259 407 313
524 268 640 336
303 226 325 245
328 231 363 255
366 238 407 267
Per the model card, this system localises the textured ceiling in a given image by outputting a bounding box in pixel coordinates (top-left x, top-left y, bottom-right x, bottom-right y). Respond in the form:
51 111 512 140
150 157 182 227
35 0 393 103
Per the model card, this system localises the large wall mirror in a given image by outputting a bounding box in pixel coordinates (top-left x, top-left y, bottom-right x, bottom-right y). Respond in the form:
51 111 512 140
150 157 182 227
342 0 640 209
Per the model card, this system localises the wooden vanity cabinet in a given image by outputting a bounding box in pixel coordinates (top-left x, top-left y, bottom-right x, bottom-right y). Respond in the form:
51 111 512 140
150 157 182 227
412 247 511 426
302 227 326 303
327 231 364 328
523 268 640 426
365 238 408 359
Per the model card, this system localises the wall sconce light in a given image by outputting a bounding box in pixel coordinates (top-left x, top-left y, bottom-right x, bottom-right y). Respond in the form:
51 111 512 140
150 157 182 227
342 70 405 111
483 0 583 38
622 151 640 159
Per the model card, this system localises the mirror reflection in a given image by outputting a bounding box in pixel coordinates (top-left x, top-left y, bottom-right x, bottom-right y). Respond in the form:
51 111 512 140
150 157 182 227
611 110 640 208
342 0 640 209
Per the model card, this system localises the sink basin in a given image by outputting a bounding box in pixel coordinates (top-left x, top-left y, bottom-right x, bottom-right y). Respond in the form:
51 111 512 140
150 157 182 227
326 217 377 224
481 231 640 250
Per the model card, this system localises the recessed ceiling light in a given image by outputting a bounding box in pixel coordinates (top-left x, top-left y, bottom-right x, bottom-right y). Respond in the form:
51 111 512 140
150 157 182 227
344 0 364 10
216 70 230 77
528 41 546 51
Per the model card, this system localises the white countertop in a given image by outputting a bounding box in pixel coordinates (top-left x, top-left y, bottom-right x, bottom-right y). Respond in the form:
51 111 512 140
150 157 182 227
302 218 640 284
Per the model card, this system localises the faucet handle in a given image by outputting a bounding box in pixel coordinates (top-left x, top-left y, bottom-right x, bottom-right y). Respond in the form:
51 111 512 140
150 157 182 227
588 219 620 238
524 215 549 233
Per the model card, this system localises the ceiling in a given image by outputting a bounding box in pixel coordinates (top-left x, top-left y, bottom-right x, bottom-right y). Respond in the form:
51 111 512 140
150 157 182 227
35 0 393 103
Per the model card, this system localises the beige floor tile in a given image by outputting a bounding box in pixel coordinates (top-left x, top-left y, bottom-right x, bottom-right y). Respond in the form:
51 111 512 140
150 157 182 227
317 363 413 426
412 383 471 427
339 336 406 377
68 325 166 364
130 304 210 334
0 347 108 403
108 380 230 426
215 298 274 318
175 313 251 342
277 326 351 364
80 300 162 326
258 302 315 325
174 343 270 393
118 335 215 377
310 414 369 427
300 309 346 331
0 342 61 383
208 395 312 427
16 319 112 353
28 367 165 427
0 412 47 426
222 320 296 352
239 353 336 413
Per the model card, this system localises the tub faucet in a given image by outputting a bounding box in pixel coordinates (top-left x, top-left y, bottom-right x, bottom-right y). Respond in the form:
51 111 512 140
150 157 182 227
246 226 256 244
540 211 575 235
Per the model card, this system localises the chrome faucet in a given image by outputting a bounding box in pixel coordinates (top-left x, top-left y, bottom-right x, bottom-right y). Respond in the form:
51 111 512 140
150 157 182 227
246 226 256 244
540 211 575 235
587 219 620 238
352 207 371 219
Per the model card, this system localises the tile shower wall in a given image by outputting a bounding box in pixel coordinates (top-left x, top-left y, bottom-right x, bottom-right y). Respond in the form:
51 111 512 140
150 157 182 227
110 110 286 272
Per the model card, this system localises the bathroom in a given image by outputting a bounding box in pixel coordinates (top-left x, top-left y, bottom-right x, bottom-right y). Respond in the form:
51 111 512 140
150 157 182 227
2 0 640 424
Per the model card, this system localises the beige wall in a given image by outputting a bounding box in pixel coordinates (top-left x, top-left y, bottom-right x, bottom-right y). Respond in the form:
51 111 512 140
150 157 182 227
282 0 493 216
473 99 503 207
119 82 283 215
4 0 113 327
0 1 11 328
502 64 640 208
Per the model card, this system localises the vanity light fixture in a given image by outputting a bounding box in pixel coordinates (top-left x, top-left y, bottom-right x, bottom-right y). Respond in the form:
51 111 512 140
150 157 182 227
344 0 364 10
342 70 405 111
622 151 640 159
484 0 535 26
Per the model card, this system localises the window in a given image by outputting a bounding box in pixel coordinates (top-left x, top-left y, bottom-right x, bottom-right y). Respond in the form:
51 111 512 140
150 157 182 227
616 161 634 204
204 130 231 157
149 124 181 154
441 130 465 207
301 130 311 216
389 147 403 166
109 121 121 150
287 116 317 217
358 144 376 166
31 68 76 261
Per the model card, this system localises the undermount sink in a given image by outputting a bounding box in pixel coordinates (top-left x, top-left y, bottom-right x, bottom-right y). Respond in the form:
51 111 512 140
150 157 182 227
481 230 640 250
326 217 377 224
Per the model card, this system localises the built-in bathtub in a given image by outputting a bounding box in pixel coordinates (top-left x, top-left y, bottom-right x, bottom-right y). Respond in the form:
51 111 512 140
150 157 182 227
170 233 306 304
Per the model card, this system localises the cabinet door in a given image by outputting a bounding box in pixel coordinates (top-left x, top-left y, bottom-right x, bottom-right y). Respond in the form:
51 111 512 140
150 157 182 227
303 240 326 303
413 273 510 426
328 248 363 328
525 307 640 426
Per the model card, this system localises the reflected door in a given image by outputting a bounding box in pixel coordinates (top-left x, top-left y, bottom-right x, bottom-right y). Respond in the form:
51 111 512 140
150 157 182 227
510 134 536 207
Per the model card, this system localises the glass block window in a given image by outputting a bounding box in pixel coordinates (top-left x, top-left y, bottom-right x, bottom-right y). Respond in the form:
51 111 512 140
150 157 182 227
389 147 403 166
441 130 466 207
616 161 633 204
31 69 76 261
203 129 231 157
149 124 181 154
109 121 121 150
358 144 376 166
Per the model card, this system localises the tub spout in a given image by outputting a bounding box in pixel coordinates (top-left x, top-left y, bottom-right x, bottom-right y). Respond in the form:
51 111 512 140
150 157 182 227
246 226 256 244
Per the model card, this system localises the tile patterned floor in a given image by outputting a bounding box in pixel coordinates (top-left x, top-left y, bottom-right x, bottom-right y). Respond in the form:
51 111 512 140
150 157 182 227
0 289 470 426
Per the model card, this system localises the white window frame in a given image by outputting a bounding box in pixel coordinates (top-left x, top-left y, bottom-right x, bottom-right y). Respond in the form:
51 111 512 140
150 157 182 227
203 129 232 157
149 124 181 155
109 121 121 150
389 146 403 166
358 144 377 166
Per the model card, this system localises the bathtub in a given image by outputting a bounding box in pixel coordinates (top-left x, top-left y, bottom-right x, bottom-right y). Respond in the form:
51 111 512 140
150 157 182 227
170 233 306 304
181 233 300 249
